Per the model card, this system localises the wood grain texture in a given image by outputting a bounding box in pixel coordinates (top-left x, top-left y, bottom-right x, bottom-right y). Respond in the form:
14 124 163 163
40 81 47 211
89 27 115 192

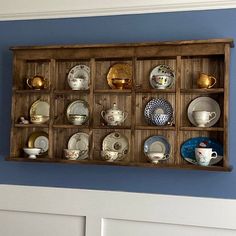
10 38 234 50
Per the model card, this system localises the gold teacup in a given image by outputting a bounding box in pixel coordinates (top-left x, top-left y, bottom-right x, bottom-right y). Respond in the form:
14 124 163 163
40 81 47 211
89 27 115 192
111 78 130 89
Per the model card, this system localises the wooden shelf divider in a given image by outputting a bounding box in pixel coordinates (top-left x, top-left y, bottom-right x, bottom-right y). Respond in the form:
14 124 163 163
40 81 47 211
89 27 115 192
180 88 224 94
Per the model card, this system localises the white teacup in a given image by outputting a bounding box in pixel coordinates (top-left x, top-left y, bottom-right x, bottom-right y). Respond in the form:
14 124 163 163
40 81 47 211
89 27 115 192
195 148 217 166
192 110 216 127
147 152 170 164
68 78 88 90
101 150 119 162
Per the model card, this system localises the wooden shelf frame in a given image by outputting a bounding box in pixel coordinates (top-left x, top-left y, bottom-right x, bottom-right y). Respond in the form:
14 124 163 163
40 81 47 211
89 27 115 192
8 39 234 171
6 157 233 172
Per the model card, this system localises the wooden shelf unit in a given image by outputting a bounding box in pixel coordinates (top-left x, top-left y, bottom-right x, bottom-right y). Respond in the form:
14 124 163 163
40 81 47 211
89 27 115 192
8 38 234 171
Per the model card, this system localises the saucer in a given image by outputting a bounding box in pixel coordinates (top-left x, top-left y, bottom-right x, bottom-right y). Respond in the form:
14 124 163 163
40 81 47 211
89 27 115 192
187 97 221 127
181 137 223 166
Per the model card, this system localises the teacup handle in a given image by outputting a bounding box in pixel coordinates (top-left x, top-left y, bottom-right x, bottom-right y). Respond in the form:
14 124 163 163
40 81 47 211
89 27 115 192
211 151 217 159
26 77 33 88
101 111 106 119
123 111 128 121
163 154 170 160
208 112 216 123
43 78 48 89
208 76 216 88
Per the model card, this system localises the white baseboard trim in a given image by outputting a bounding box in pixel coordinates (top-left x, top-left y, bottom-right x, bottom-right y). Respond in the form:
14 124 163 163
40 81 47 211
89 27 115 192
0 184 236 236
0 0 236 21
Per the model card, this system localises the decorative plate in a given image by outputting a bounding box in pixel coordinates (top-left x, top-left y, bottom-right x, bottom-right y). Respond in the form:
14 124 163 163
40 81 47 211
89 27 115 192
180 137 223 166
66 100 89 121
149 65 175 89
144 135 171 156
67 65 90 90
30 99 50 120
187 97 221 127
107 63 132 89
28 131 49 154
68 132 89 160
102 132 129 160
144 98 173 124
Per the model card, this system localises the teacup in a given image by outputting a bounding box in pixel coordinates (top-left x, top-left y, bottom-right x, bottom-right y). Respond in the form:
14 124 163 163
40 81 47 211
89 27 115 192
64 149 80 160
101 150 119 162
68 114 88 125
68 78 88 90
151 113 170 126
192 110 216 127
23 147 41 159
30 115 49 124
147 152 170 164
151 75 172 89
195 148 217 166
111 78 130 89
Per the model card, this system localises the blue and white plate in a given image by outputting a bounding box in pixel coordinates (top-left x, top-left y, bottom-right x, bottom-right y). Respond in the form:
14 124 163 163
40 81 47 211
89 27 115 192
144 136 171 156
144 98 173 125
181 137 223 165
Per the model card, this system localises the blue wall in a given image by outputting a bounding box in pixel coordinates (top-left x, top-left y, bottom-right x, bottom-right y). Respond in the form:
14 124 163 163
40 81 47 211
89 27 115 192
0 9 236 199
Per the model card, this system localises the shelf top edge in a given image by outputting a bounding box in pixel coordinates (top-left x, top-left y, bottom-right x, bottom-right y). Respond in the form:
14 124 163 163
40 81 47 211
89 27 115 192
10 38 234 51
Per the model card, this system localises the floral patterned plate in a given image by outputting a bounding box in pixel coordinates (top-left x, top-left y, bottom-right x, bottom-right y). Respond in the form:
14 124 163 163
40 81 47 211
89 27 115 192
67 64 90 90
102 132 129 160
68 132 89 160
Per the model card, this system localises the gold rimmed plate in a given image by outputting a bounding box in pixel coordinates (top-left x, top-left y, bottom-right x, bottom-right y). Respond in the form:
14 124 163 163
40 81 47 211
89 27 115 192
107 63 132 89
28 131 49 155
66 100 89 122
30 99 50 123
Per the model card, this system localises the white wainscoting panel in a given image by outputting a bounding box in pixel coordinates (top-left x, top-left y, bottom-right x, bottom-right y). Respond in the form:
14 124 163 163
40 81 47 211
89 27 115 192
0 0 236 21
103 219 236 236
0 184 236 236
0 211 85 236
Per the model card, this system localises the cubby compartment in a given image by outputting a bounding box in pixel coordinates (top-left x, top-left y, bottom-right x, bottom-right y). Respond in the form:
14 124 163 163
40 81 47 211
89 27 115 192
13 93 50 125
53 93 89 127
14 59 51 90
136 57 176 90
53 128 90 161
93 129 131 162
179 130 224 167
55 59 91 90
181 55 225 90
93 94 132 128
134 130 176 165
95 59 132 90
10 127 49 158
180 93 224 129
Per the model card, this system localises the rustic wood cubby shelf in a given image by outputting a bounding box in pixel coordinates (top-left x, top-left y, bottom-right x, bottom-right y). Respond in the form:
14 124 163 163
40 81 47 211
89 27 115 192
8 38 234 172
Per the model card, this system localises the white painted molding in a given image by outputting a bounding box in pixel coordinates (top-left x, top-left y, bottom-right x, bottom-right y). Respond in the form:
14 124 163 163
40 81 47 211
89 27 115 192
0 184 236 236
0 0 236 21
